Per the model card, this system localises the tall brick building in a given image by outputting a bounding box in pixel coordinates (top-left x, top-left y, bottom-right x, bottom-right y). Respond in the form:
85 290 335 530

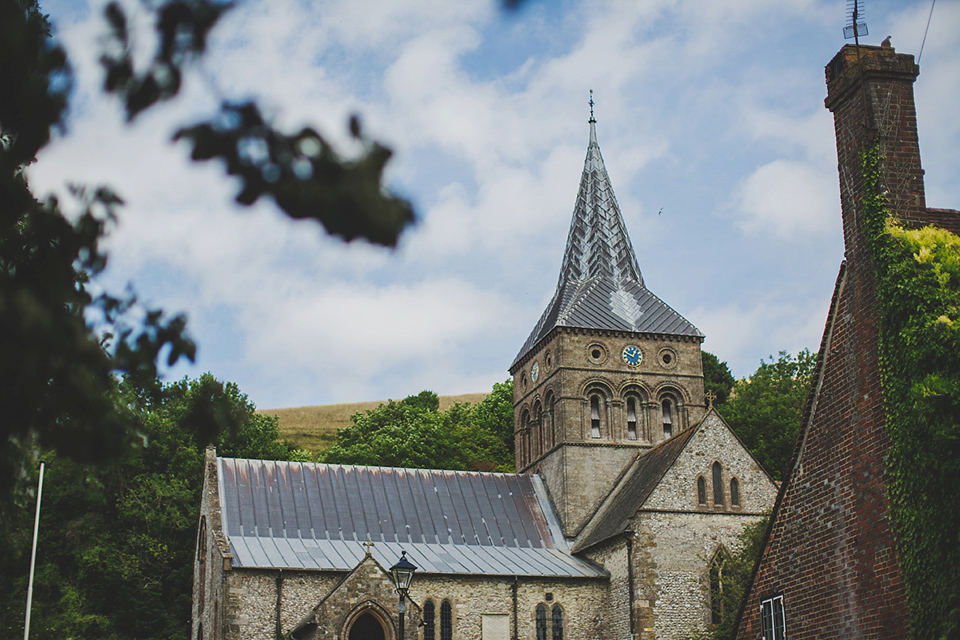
734 44 960 640
193 116 777 640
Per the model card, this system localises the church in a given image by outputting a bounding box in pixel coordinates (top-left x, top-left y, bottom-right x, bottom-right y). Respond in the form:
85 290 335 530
192 107 778 640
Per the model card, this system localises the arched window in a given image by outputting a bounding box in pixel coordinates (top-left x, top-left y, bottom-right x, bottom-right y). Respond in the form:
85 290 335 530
520 410 531 467
697 477 707 505
197 623 203 640
423 600 436 640
661 397 674 439
440 599 453 640
590 395 601 438
712 462 724 506
626 397 638 440
545 392 556 449
710 553 726 624
536 604 548 640
197 515 207 562
730 478 740 506
552 605 564 640
197 516 207 613
534 401 543 458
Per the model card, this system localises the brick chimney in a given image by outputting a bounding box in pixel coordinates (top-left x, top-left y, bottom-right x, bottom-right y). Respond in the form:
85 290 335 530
825 44 926 249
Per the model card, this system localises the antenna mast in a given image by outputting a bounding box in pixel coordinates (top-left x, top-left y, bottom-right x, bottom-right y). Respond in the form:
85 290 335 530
844 0 869 41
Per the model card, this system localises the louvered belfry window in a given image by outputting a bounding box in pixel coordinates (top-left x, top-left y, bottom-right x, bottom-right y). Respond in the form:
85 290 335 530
661 398 673 438
590 395 601 438
627 397 638 440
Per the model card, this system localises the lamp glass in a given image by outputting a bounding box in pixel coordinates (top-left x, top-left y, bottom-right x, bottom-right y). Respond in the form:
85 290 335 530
390 551 417 592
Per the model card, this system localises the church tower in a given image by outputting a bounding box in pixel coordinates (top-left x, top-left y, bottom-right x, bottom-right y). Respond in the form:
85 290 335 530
509 112 706 536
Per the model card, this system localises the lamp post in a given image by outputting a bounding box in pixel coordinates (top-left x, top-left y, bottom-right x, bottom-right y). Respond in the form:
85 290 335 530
390 551 417 640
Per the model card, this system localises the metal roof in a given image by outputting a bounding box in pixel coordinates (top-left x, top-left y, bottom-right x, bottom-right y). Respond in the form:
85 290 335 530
217 457 605 579
513 120 702 366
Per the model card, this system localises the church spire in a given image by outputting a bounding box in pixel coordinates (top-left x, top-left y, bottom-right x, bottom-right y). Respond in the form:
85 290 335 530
556 102 644 291
512 112 702 367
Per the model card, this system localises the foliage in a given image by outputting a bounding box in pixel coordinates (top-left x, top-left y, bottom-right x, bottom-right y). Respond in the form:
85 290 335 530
860 145 960 639
0 373 294 640
322 379 515 472
718 350 815 481
0 0 195 530
693 516 769 640
1 0 413 532
702 351 735 406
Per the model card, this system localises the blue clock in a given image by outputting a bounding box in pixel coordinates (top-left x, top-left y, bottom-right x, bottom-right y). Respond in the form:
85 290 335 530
622 345 643 367
531 362 540 383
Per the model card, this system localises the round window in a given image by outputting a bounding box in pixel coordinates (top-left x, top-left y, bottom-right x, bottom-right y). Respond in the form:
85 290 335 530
658 347 678 369
587 343 608 365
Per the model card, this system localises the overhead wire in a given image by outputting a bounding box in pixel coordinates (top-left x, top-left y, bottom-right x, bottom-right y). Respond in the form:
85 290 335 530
918 0 936 63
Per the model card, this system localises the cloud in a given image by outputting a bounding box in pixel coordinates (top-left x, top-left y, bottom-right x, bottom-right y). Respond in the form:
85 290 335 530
734 159 838 237
696 295 832 379
244 277 513 375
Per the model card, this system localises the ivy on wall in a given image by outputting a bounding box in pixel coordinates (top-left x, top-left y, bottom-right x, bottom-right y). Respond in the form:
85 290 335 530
861 146 960 639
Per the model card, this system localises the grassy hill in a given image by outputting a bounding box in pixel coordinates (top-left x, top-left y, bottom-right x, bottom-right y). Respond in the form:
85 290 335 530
259 393 489 454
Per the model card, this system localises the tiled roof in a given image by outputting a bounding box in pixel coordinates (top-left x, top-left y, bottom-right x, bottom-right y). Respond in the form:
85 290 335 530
217 457 605 578
513 121 701 367
572 422 701 552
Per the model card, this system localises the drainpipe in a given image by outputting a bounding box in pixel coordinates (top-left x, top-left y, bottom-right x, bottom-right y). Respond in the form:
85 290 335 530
276 570 284 640
626 536 636 639
512 576 519 640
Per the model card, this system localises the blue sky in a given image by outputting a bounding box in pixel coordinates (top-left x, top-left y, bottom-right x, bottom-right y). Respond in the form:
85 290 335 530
29 0 960 409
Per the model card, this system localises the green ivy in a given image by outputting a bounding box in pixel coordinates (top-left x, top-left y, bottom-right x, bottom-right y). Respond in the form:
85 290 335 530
861 145 960 639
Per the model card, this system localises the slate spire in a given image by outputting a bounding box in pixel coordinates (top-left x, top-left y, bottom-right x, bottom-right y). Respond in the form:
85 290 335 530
556 117 644 290
513 117 702 366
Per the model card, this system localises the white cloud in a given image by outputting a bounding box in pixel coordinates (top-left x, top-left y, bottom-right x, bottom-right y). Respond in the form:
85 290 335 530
735 159 838 237
245 278 512 374
25 0 960 409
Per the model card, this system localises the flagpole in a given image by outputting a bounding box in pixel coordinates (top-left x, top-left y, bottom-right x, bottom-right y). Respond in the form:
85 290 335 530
23 459 45 640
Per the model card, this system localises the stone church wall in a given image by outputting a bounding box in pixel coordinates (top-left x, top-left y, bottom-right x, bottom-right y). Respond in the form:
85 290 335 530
582 537 633 640
539 443 638 536
220 569 342 639
212 567 607 640
637 511 766 640
644 413 775 515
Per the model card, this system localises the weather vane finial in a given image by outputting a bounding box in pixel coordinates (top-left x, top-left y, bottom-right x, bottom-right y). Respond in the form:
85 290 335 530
589 89 596 123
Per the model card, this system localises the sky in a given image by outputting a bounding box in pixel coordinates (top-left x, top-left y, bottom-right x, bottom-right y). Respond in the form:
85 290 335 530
28 0 960 410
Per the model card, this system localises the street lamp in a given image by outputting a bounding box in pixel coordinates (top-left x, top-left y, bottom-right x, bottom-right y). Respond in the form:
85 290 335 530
390 551 417 640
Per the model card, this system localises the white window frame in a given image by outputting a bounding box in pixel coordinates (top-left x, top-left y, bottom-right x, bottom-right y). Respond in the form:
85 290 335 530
760 594 786 640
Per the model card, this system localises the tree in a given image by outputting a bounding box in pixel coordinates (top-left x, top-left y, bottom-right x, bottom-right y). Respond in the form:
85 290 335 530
0 373 294 639
702 351 735 406
1 0 414 523
719 350 816 481
322 380 515 472
702 516 769 640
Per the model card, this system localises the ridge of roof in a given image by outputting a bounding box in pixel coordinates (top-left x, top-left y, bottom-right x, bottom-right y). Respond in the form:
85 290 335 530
512 121 702 367
572 423 701 553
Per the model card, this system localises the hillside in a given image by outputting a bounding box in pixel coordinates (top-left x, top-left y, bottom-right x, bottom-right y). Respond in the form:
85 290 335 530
259 393 489 453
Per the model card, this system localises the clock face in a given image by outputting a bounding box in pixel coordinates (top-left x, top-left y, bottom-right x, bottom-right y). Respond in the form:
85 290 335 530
531 362 539 383
622 345 643 367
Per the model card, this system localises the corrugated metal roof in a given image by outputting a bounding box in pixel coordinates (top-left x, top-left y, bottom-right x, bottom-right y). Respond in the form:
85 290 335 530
217 457 605 579
513 120 701 367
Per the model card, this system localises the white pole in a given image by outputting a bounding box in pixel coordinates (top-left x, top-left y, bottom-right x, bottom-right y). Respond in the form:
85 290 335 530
23 460 45 640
